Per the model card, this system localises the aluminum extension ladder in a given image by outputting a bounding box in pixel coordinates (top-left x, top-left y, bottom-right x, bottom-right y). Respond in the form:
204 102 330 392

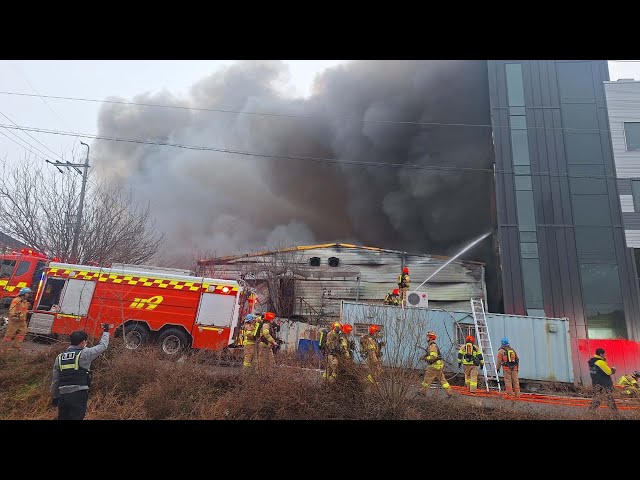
470 298 501 392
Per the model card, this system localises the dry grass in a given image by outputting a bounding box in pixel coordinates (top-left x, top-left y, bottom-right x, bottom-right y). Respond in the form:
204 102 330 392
1 339 637 420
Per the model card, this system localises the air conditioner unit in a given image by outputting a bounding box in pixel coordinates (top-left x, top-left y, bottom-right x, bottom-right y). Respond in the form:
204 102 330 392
406 291 429 308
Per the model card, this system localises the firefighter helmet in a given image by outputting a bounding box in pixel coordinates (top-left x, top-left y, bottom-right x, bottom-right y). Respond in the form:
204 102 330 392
501 337 509 346
244 314 255 323
465 335 475 343
19 287 32 295
369 325 380 335
393 288 399 295
403 267 409 274
634 371 640 378
427 331 437 341
331 321 342 331
264 312 276 322
342 324 353 334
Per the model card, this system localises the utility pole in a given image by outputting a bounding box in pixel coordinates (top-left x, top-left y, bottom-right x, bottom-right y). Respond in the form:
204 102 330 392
46 142 90 263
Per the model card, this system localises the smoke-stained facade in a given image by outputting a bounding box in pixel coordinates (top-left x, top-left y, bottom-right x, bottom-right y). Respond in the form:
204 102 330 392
489 60 640 344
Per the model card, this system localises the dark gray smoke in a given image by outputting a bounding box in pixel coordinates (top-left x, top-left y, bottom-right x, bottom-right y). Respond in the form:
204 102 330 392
93 60 496 269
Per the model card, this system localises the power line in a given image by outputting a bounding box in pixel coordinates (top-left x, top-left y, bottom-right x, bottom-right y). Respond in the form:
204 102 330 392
0 109 64 162
0 121 626 181
0 89 629 134
0 128 56 164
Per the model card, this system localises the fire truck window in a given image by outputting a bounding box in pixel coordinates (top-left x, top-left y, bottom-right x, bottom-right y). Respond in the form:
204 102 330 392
37 278 65 311
0 260 16 278
15 261 30 277
32 261 47 288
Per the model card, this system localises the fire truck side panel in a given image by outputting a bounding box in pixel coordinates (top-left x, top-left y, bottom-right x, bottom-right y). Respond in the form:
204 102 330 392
0 254 48 306
191 291 240 350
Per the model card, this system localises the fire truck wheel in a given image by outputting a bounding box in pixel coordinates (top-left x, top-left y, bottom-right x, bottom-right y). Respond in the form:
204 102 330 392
157 328 189 356
123 324 150 350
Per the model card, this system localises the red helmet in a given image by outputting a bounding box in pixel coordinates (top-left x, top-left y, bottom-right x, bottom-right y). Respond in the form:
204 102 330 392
465 335 475 343
403 267 409 274
264 312 276 322
342 324 353 335
393 288 399 295
369 325 380 335
427 331 437 341
331 321 342 331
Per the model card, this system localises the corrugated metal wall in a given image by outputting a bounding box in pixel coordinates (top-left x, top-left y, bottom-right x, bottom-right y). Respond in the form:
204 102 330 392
575 338 640 386
340 301 574 383
201 245 486 322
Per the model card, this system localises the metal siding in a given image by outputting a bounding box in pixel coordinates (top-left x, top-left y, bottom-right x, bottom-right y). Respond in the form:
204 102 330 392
622 213 640 229
620 195 635 213
604 82 640 179
624 230 640 247
618 179 632 195
341 302 573 383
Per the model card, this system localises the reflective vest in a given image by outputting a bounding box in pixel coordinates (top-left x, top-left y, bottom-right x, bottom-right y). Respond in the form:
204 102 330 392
458 342 484 366
384 293 399 305
425 341 443 368
241 323 257 345
57 348 91 388
397 274 410 288
498 346 519 368
360 334 380 358
325 330 350 358
9 296 28 322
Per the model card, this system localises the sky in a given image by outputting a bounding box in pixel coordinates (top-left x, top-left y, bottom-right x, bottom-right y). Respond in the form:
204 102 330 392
1 60 639 267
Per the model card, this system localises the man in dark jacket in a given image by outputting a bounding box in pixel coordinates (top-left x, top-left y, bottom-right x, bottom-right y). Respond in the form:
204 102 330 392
588 347 618 412
51 324 111 420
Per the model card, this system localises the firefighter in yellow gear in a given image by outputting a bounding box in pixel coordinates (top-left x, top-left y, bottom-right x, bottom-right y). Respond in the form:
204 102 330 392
397 267 410 307
2 287 32 350
617 371 640 397
360 324 384 385
256 312 279 374
384 289 400 306
322 321 351 383
421 331 453 397
457 335 484 393
241 314 258 369
495 337 520 397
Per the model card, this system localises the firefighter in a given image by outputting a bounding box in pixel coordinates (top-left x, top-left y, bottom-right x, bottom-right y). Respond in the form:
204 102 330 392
397 267 410 307
322 321 351 383
588 348 618 412
241 314 258 369
256 311 279 374
421 331 453 398
496 337 520 398
360 324 384 385
617 371 640 397
384 289 400 306
50 324 111 420
1 287 32 350
457 335 484 394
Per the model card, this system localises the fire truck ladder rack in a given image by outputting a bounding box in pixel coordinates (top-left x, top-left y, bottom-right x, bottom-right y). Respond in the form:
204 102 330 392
470 298 501 393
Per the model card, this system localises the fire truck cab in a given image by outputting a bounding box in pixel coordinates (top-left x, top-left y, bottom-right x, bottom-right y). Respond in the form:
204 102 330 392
28 262 245 355
0 249 54 309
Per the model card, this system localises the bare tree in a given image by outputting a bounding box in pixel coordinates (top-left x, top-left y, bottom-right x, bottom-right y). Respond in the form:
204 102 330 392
0 155 163 264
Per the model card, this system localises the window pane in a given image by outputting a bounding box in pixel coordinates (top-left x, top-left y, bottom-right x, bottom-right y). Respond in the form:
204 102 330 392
509 107 525 116
585 303 627 339
520 231 537 243
572 194 611 225
574 227 616 261
0 260 16 278
520 242 539 259
15 261 30 277
516 190 536 231
510 116 527 130
561 103 599 131
515 175 532 191
580 264 623 304
557 62 595 103
514 165 531 175
505 63 525 106
570 177 607 195
511 130 530 165
564 133 603 165
624 122 640 151
522 258 544 308
632 180 640 212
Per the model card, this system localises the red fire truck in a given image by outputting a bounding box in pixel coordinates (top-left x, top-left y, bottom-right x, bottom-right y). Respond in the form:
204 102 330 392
28 262 247 355
0 249 57 309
